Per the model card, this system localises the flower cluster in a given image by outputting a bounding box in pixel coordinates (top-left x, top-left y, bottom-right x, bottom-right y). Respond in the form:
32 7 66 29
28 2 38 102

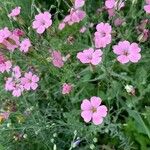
5 66 39 97
0 27 31 53
58 0 86 30
105 0 125 17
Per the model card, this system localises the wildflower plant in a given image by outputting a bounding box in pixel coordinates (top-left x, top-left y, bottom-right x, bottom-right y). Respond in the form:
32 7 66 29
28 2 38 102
0 0 150 150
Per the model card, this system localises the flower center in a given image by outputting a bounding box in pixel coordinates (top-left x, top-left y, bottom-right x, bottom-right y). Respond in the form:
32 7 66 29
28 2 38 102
123 50 129 56
91 107 97 113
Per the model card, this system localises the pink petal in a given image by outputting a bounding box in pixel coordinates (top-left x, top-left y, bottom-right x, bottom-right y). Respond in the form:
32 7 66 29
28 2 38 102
32 21 41 29
128 53 141 63
92 113 103 125
31 83 38 90
144 5 150 13
97 105 108 117
91 57 102 65
81 110 92 122
90 96 101 108
37 26 45 34
81 99 92 110
117 55 129 64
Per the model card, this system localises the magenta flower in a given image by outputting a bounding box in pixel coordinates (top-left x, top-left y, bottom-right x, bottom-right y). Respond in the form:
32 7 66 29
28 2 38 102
0 112 10 120
62 83 72 94
13 28 25 37
19 38 31 53
144 0 150 13
0 27 11 43
51 51 64 68
21 72 39 91
8 6 21 19
94 22 112 48
113 41 141 64
32 12 52 34
77 48 103 65
81 96 108 125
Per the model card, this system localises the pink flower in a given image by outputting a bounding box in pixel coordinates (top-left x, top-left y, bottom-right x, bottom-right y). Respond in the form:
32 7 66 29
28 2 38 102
13 28 25 37
0 112 10 120
8 7 21 19
113 41 141 64
80 26 87 33
3 33 20 51
0 60 12 73
62 83 72 94
114 18 124 26
12 66 21 78
0 54 12 73
0 27 11 43
58 22 66 30
19 38 31 53
21 72 39 91
32 12 52 34
59 8 86 30
77 48 103 65
51 51 64 68
105 0 115 9
74 0 85 9
81 96 108 125
144 0 150 13
5 77 24 97
94 22 112 48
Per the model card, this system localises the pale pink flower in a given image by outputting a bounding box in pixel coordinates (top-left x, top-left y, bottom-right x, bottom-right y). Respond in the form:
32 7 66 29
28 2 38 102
32 12 52 34
80 26 87 33
5 77 24 97
19 38 31 53
0 112 10 120
77 48 103 65
21 72 39 91
113 41 141 64
94 22 112 48
81 96 108 125
51 51 64 68
8 7 21 19
71 9 86 23
0 54 12 73
0 27 11 43
105 0 115 9
0 60 12 73
58 22 66 30
114 18 124 26
144 0 150 13
74 0 85 9
13 28 25 37
59 8 86 30
62 83 72 94
12 66 21 78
